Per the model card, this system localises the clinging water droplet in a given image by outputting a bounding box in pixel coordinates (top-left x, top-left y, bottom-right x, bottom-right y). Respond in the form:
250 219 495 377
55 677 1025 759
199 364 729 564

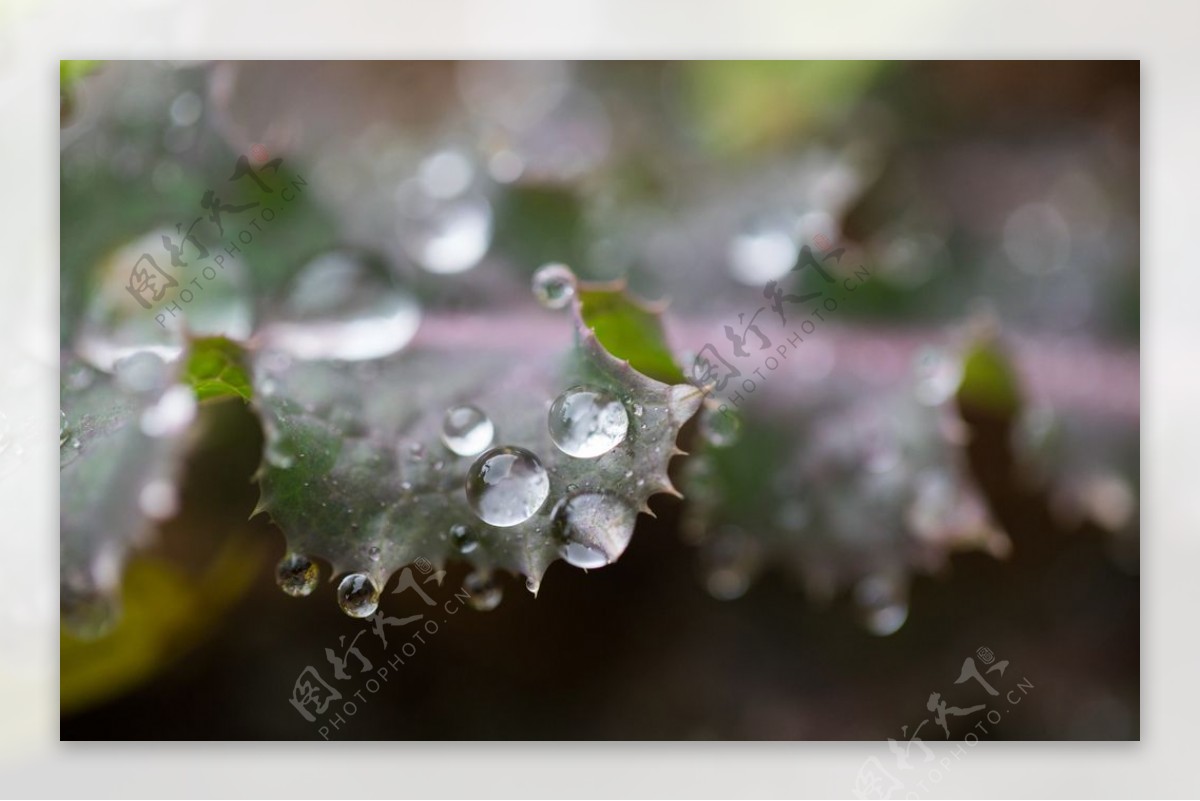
548 386 629 458
463 569 503 611
337 573 380 617
466 446 550 527
440 405 494 456
276 553 319 597
531 263 577 309
553 491 636 570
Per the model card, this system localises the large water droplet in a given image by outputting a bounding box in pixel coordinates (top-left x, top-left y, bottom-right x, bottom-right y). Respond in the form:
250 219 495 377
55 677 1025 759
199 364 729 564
548 386 629 459
261 250 420 361
450 523 479 554
337 573 379 617
553 492 636 569
276 552 319 597
854 573 909 636
139 384 197 438
531 263 577 309
465 446 550 527
397 181 493 274
463 569 503 611
75 228 254 372
441 405 494 456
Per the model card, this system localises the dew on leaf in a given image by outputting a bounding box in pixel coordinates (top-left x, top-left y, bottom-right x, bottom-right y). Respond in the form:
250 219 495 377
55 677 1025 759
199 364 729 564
553 491 636 570
463 569 503 611
261 249 421 362
337 573 380 617
440 404 494 456
276 552 319 597
548 386 629 458
531 262 578 309
465 446 550 527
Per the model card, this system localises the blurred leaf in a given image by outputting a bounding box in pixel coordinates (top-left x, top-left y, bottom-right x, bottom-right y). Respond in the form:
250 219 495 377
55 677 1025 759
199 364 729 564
957 341 1021 417
186 336 252 402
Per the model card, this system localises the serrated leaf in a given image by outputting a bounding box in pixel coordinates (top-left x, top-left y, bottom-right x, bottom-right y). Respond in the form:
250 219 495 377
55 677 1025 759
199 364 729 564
252 286 702 604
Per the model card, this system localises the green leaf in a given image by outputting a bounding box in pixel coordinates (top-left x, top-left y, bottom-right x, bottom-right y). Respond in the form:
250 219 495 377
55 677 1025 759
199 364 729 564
186 336 252 402
577 283 686 384
253 285 702 603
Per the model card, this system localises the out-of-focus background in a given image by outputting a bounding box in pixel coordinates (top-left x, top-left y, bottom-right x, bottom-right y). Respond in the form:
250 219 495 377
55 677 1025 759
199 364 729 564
57 60 1137 740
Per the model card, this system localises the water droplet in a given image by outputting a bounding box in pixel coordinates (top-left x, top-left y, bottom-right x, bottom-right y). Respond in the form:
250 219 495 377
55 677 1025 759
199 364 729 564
463 569 503 611
548 386 629 458
450 523 479 554
138 479 179 520
531 262 577 309
854 574 909 636
553 492 636 569
397 181 493 274
59 411 70 446
525 575 541 595
700 407 740 447
114 351 169 394
264 431 297 469
276 553 319 597
368 545 381 562
440 405 494 456
466 446 550 527
261 250 421 361
139 384 197 438
727 217 799 286
337 573 380 617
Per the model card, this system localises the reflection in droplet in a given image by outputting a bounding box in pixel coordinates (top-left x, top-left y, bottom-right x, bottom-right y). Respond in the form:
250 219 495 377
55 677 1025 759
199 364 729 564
276 552 319 597
261 250 421 361
854 573 909 636
531 263 577 309
553 492 636 569
337 573 380 617
397 182 493 275
139 385 197 438
727 219 798 286
465 446 550 527
548 386 629 459
440 405 494 456
464 569 503 611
